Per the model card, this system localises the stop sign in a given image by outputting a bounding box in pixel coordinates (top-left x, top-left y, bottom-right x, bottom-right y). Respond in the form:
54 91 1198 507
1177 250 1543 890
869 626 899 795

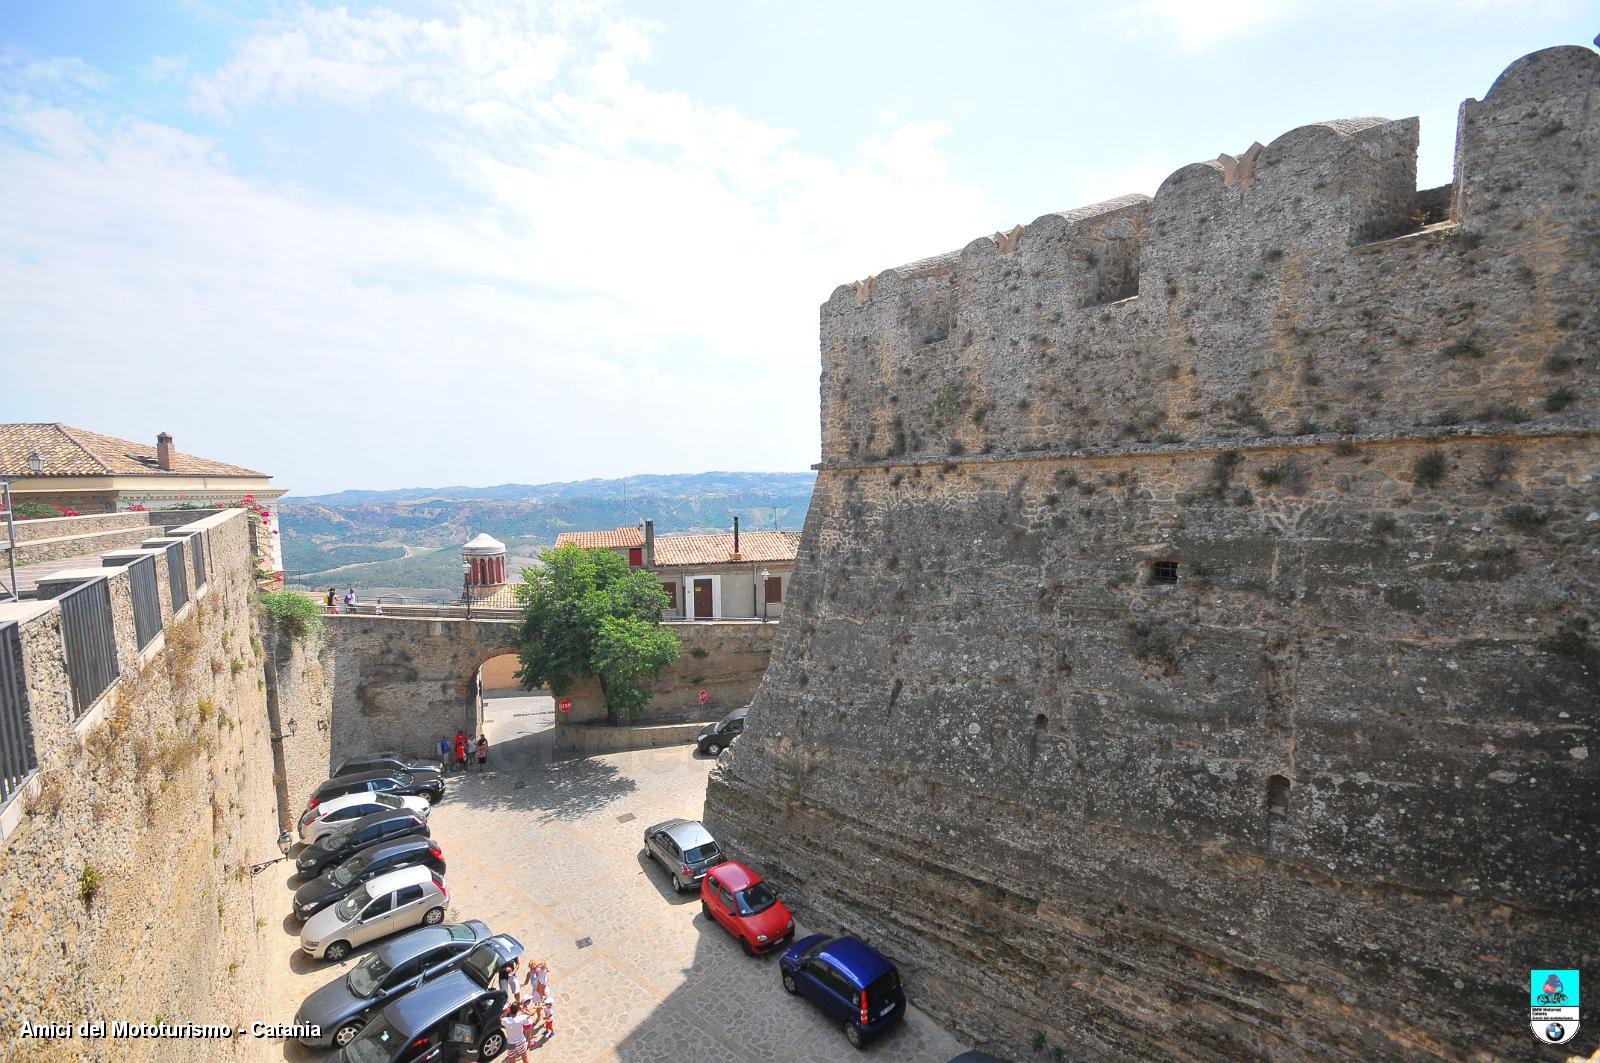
558 698 572 713
698 689 708 704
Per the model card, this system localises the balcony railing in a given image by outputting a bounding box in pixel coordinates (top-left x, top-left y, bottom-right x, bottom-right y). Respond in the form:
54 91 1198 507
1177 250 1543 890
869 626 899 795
0 622 36 811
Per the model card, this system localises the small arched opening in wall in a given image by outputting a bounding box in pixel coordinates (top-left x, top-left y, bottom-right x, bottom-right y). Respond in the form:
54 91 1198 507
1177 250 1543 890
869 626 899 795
1267 773 1292 817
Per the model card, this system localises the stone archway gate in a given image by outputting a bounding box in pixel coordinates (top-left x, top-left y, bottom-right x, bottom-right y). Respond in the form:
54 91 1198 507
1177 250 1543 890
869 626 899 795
325 614 517 762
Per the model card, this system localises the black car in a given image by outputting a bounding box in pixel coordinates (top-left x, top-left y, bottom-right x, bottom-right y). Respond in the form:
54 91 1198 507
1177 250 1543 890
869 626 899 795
294 837 447 921
336 752 445 780
696 705 748 756
336 970 508 1063
310 769 444 810
298 810 430 878
294 920 493 1048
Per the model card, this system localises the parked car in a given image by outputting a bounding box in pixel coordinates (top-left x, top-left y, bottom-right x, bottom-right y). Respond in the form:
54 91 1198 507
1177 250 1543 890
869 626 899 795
701 860 794 955
336 970 508 1063
297 810 430 879
643 818 725 892
335 752 445 780
294 920 493 1048
300 865 450 962
695 705 748 756
780 934 906 1049
294 837 447 921
308 769 444 811
300 791 431 843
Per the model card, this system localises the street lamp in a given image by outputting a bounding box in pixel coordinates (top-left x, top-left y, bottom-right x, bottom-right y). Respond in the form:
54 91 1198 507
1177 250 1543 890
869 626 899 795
462 562 473 620
760 568 770 623
1 453 43 602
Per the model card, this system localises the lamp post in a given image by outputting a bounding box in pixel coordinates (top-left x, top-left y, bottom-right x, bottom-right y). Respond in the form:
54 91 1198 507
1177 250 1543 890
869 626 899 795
2 452 43 603
760 568 770 623
462 562 473 620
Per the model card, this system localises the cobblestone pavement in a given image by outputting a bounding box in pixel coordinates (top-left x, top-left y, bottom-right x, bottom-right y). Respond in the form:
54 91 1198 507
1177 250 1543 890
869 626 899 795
260 693 968 1062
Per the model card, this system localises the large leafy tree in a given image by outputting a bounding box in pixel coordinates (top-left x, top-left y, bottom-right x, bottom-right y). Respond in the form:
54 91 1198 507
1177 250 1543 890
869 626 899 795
512 544 680 724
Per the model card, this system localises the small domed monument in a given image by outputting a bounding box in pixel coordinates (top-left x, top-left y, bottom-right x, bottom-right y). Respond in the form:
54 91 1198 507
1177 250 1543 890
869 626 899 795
459 531 520 609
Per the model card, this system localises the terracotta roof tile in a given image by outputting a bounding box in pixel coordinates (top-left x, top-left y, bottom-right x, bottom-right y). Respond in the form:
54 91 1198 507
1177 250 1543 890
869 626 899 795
652 531 800 567
553 527 645 549
0 423 267 478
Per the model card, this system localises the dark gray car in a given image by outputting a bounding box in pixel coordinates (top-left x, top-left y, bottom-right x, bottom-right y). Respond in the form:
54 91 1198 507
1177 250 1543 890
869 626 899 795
294 920 492 1048
643 818 725 892
297 810 430 878
335 752 445 780
696 705 748 756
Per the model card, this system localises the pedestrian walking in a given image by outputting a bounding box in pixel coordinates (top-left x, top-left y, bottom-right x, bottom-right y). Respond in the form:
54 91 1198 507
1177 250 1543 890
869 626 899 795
344 586 356 613
476 733 489 771
453 730 468 772
437 735 451 768
501 1001 530 1062
324 587 336 614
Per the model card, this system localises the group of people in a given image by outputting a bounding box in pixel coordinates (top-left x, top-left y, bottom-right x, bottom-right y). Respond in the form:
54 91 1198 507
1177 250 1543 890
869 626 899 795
440 730 489 771
498 956 554 1060
323 586 357 614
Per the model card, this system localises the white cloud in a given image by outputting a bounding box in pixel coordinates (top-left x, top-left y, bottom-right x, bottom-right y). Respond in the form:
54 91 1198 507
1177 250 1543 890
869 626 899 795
1 0 997 493
1117 0 1298 51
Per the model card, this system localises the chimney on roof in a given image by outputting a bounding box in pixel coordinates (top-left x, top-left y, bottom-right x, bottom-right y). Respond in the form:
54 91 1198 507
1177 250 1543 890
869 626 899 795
732 516 742 560
156 432 175 471
643 520 655 568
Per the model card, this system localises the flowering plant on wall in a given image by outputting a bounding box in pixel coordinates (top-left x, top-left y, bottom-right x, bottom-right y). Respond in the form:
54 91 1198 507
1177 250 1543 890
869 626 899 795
126 503 148 512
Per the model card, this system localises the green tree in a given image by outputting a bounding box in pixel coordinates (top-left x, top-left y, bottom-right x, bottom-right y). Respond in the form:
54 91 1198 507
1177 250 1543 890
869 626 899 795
512 544 679 724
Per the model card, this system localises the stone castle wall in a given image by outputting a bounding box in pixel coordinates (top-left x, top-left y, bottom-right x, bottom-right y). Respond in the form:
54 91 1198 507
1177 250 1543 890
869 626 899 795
0 510 284 1062
705 45 1599 1061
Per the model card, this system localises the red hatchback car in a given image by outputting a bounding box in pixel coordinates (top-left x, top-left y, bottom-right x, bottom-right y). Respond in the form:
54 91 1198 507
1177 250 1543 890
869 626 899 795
700 861 795 955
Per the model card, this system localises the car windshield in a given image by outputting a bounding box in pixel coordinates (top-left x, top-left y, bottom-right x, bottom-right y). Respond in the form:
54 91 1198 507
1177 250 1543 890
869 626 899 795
683 843 721 865
347 953 392 997
331 856 369 885
736 881 777 916
866 969 901 1008
324 828 353 850
720 712 742 730
373 793 403 809
391 771 412 785
335 885 372 921
343 1017 402 1063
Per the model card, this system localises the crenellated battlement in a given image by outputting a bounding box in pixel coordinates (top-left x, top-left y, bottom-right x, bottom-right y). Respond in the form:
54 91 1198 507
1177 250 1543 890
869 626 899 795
820 45 1598 467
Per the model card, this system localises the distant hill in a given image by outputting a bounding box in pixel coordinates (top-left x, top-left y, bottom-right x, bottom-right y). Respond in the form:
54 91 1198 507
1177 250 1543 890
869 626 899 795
281 470 814 600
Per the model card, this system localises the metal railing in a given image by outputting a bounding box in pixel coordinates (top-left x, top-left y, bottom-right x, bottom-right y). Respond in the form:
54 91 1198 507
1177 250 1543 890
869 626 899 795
58 577 118 719
189 532 208 590
0 622 36 810
166 541 190 612
129 555 161 650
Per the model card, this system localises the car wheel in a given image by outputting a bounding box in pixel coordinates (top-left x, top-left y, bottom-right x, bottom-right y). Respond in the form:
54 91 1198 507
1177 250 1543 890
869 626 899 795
701 901 712 920
323 941 351 963
740 936 755 956
782 972 798 994
671 873 685 892
845 1023 865 1049
333 1021 363 1047
423 906 445 925
479 1030 506 1058
706 741 723 756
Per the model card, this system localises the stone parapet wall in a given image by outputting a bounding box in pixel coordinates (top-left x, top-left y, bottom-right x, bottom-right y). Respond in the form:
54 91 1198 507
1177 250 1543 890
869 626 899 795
0 508 282 1062
706 45 1600 1062
5 511 152 544
5 527 162 568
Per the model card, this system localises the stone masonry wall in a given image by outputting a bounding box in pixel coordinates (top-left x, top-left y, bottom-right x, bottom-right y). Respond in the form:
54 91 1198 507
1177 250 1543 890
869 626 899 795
705 45 1599 1062
0 510 283 1063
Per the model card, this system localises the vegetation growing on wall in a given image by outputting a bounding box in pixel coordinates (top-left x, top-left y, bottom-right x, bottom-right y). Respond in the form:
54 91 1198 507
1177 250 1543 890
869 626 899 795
259 590 324 641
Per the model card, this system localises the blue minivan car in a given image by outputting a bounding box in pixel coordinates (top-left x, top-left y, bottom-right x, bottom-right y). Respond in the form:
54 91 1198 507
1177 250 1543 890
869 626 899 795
779 934 905 1048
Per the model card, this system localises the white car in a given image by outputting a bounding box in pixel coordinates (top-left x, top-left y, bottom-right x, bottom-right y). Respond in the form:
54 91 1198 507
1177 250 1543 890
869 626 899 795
298 791 430 843
300 865 450 962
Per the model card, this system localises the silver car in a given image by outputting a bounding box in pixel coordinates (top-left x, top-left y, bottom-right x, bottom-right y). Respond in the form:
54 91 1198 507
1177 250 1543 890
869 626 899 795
300 864 449 962
299 791 430 843
643 818 725 892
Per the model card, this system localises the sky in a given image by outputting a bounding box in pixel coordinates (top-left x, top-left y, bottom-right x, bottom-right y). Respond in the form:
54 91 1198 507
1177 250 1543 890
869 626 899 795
0 1 1593 496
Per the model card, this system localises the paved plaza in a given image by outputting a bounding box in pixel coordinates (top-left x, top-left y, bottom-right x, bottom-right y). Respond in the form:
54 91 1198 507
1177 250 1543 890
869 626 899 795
257 692 967 1062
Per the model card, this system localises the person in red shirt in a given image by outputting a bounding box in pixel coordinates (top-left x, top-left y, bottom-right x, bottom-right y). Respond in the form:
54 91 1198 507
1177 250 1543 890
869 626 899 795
453 731 468 771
